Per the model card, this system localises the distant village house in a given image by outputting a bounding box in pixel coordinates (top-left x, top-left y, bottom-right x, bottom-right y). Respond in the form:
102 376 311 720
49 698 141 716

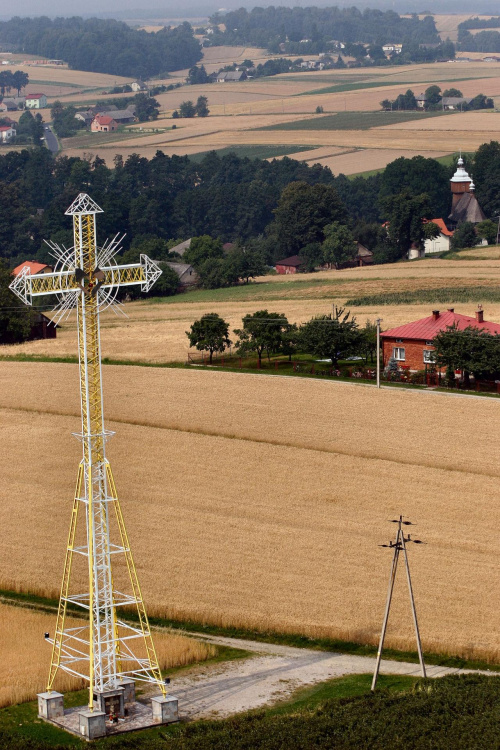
25 93 47 109
275 255 305 274
91 115 118 133
0 124 16 142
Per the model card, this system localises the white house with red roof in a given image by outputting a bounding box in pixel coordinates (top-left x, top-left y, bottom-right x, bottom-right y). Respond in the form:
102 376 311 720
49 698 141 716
381 307 500 371
91 114 117 133
0 124 16 142
423 218 454 254
25 93 47 109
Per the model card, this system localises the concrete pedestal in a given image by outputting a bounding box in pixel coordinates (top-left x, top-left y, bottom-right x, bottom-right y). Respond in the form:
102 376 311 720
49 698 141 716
37 692 64 721
94 688 125 718
151 695 179 724
116 678 135 704
79 710 106 739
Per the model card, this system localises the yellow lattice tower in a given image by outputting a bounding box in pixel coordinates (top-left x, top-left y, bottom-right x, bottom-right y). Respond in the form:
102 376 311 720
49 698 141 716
10 194 176 733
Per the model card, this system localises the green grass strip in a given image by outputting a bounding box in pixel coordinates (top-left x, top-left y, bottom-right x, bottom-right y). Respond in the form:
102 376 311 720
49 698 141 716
256 110 454 132
346 286 500 306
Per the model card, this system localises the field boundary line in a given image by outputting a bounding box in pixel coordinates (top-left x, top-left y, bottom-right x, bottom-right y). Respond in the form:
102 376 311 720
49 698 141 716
2 401 500 480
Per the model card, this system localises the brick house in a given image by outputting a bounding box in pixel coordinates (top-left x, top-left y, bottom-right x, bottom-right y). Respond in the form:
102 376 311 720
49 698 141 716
91 115 117 133
275 255 305 274
381 308 500 371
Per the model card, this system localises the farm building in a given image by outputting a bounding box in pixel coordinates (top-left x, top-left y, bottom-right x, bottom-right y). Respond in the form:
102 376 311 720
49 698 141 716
381 308 500 371
0 125 16 142
12 260 53 276
29 312 57 340
131 80 148 92
275 255 305 274
165 262 198 287
25 93 47 109
0 97 24 111
98 108 136 124
216 71 247 82
169 239 192 257
442 97 473 110
91 115 118 133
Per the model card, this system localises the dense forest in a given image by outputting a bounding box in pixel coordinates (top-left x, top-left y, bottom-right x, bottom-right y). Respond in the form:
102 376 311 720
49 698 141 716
209 7 441 53
2 143 499 273
0 17 202 78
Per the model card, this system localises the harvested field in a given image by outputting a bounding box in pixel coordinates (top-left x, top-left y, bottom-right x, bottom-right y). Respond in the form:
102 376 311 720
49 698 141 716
0 602 215 708
1 362 500 662
304 148 449 175
381 111 500 131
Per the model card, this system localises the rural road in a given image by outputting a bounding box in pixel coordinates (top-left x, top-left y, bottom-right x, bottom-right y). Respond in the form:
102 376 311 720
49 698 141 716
43 125 59 153
167 633 497 720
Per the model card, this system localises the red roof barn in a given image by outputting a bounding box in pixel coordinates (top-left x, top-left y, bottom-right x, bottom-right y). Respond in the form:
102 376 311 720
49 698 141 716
275 255 305 274
381 308 500 371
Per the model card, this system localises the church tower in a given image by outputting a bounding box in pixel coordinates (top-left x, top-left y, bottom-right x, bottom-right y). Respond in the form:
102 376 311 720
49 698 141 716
450 155 472 210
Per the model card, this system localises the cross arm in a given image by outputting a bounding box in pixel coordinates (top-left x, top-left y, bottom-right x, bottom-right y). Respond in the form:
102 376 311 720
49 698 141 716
9 255 162 306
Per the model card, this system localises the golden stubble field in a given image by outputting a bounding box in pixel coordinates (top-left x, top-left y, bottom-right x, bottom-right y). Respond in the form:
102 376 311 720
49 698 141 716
0 602 215 708
1 361 500 662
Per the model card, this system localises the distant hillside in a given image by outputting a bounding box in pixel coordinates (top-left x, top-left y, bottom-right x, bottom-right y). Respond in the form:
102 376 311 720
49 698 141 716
209 6 441 53
0 17 202 78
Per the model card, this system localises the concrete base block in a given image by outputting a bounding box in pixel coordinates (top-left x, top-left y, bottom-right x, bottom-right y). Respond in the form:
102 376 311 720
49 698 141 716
151 695 179 724
37 692 64 720
79 710 106 739
116 678 135 704
94 688 125 718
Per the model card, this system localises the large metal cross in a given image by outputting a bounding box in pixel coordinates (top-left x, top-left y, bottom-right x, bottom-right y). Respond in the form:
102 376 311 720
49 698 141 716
9 193 166 710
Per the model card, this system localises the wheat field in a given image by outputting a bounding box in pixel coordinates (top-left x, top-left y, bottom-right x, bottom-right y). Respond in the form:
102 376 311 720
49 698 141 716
1 360 500 662
0 602 215 708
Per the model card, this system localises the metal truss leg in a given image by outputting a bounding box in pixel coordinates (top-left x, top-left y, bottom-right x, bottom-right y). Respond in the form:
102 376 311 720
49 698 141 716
47 463 83 692
105 463 166 696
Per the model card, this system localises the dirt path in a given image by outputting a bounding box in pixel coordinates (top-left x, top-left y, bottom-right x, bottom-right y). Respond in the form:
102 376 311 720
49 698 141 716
168 634 496 719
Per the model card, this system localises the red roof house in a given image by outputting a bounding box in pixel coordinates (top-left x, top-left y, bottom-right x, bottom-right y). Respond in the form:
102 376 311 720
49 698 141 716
275 255 305 274
381 307 500 371
12 260 53 276
91 115 117 133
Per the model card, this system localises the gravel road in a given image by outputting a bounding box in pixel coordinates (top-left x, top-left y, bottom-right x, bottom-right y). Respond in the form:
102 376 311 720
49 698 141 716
167 633 496 720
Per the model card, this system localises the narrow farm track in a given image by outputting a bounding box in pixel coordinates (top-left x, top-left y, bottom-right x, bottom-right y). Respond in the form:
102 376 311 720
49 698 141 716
158 633 497 719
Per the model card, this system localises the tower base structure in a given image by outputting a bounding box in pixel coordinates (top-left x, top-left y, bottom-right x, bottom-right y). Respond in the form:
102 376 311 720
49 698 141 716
37 684 179 740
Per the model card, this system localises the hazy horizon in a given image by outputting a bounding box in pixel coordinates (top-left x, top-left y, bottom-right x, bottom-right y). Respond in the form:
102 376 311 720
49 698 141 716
2 0 500 21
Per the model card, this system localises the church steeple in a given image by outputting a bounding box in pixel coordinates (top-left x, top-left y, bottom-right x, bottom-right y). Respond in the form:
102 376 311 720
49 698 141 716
450 154 472 209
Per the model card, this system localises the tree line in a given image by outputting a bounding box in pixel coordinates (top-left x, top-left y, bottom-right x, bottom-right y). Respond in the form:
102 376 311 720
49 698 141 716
208 7 441 53
0 17 202 78
2 142 500 275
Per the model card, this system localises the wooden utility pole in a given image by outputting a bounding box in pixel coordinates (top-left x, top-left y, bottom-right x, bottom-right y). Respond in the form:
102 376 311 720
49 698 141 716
376 318 382 388
371 516 426 691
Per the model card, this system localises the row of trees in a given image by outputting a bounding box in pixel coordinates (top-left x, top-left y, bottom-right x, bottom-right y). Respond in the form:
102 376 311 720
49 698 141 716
173 97 209 119
381 86 493 112
0 17 202 78
187 307 375 366
0 69 29 97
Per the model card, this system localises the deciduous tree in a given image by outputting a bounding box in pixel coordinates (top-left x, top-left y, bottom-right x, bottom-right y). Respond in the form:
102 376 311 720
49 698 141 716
234 309 289 365
187 313 231 363
299 306 361 366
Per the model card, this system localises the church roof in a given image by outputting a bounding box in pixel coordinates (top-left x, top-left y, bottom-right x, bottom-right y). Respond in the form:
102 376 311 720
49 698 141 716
448 192 486 225
450 156 472 184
